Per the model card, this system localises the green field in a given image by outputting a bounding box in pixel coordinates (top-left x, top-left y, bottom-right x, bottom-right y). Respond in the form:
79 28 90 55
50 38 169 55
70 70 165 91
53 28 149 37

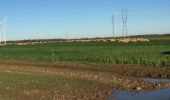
0 38 170 67
0 36 170 99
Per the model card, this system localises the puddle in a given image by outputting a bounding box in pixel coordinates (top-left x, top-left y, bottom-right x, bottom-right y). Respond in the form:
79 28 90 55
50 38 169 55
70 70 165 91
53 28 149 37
108 78 170 100
144 78 170 83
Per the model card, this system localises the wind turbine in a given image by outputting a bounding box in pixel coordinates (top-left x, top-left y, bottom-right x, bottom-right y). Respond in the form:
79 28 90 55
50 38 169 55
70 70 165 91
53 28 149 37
2 16 7 44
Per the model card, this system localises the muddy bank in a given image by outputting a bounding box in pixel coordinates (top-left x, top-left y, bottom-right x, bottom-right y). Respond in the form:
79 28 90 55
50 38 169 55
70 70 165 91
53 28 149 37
0 60 170 99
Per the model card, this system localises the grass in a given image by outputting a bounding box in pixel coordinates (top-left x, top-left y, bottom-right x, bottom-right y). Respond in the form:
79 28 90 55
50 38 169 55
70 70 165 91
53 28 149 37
0 38 170 67
0 72 97 99
0 72 97 90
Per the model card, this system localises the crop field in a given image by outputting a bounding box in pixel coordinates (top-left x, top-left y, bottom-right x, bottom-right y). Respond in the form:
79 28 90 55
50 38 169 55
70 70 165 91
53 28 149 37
0 37 170 67
0 36 170 100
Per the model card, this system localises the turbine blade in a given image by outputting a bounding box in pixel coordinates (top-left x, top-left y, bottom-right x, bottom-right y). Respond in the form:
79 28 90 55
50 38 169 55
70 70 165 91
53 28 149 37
3 16 7 23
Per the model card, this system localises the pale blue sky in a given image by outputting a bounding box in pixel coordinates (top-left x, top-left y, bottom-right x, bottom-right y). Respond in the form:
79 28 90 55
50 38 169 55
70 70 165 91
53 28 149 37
0 0 170 40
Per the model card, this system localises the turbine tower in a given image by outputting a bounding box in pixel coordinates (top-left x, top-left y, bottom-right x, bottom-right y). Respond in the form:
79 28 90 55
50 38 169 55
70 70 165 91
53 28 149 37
3 16 7 44
0 26 2 44
122 9 128 37
112 14 115 38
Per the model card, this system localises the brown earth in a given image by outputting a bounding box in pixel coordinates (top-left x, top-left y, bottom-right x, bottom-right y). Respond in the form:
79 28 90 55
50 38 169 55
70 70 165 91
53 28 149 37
0 60 170 100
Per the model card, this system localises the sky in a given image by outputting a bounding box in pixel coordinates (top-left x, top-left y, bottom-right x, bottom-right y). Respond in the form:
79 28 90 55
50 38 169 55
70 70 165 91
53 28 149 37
0 0 170 40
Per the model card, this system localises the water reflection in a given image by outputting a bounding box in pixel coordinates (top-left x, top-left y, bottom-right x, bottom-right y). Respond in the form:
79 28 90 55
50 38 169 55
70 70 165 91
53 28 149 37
111 88 170 100
109 78 170 100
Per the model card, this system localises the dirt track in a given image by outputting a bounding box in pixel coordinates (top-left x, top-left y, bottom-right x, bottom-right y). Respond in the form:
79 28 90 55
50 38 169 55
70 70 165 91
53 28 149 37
0 60 170 99
1 60 170 77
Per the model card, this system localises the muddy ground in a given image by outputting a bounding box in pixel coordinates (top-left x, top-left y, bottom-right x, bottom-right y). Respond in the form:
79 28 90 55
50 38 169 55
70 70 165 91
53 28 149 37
0 60 170 100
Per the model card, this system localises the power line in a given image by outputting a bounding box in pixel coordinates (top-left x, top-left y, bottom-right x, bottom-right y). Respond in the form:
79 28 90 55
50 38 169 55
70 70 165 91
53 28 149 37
122 9 128 37
112 14 115 37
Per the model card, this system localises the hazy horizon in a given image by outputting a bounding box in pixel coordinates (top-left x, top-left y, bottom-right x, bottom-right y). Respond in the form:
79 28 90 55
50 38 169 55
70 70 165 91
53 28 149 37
1 0 170 40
